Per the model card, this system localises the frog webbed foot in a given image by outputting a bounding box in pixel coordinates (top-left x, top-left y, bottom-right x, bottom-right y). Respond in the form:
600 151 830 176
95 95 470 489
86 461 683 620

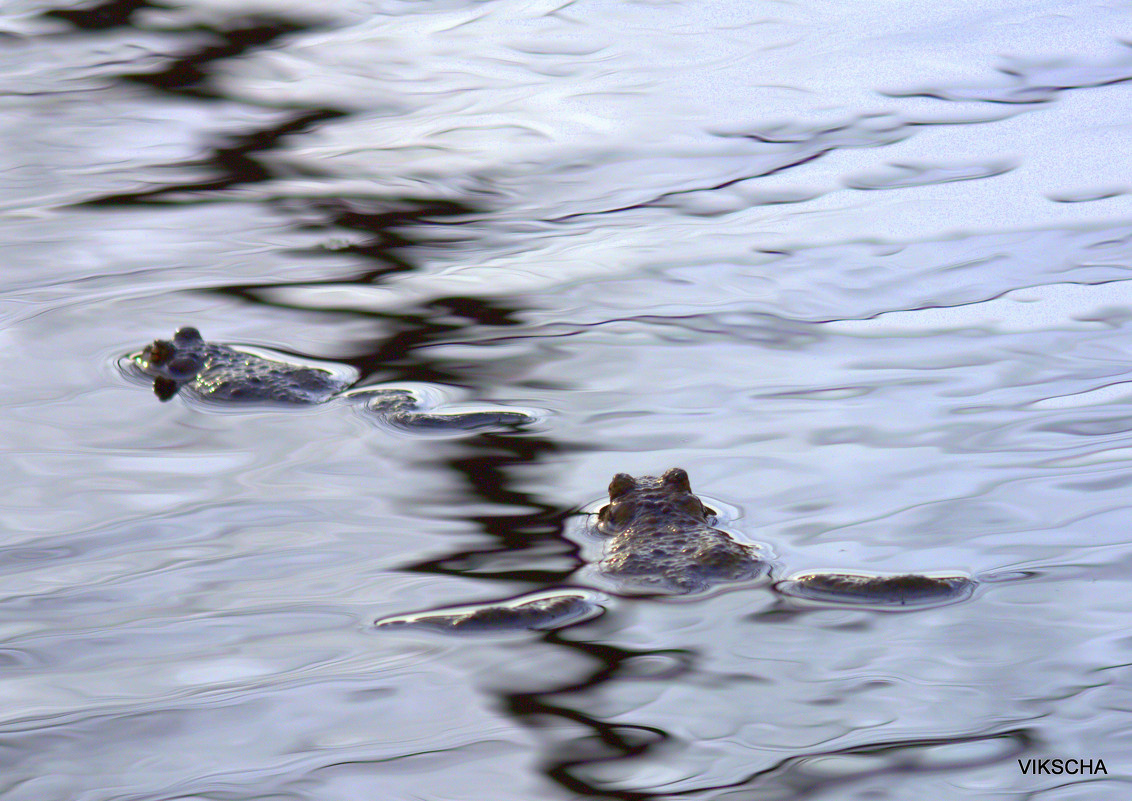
776 571 976 609
387 409 538 433
152 376 181 401
375 591 603 634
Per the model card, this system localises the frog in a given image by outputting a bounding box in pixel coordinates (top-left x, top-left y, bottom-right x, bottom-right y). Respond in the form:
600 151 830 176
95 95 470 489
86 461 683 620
375 468 977 633
131 326 538 431
137 326 345 404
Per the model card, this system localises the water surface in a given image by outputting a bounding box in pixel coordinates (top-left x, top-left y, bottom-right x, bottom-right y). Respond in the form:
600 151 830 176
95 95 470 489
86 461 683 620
2 1 1132 799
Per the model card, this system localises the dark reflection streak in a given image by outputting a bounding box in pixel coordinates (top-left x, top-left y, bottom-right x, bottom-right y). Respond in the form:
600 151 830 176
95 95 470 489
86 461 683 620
546 149 834 223
122 17 311 98
684 728 1034 799
204 287 528 387
886 90 1054 106
653 149 835 198
44 2 316 100
448 277 1132 340
713 123 859 144
38 2 494 297
402 436 586 584
79 109 346 208
802 276 1132 326
45 0 167 30
881 61 1132 105
505 634 675 801
437 311 817 351
283 197 483 281
41 3 346 209
46 7 675 796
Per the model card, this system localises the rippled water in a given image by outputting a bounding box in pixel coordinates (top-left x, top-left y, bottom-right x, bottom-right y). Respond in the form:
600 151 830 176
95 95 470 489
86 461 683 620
3 1 1132 798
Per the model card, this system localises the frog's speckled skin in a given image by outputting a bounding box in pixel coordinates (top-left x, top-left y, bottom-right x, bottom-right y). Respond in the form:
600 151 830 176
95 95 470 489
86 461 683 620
138 327 348 404
597 468 767 593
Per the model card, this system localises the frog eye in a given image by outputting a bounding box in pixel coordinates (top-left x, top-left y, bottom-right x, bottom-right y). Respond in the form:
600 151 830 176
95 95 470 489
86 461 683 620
144 340 174 365
662 468 692 493
598 501 631 529
173 327 203 346
608 473 636 500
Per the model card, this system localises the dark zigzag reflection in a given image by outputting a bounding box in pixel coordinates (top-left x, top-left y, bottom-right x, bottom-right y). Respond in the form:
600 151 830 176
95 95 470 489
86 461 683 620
41 3 708 798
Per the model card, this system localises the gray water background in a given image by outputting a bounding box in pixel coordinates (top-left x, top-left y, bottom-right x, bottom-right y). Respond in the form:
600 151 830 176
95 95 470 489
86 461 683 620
3 0 1132 798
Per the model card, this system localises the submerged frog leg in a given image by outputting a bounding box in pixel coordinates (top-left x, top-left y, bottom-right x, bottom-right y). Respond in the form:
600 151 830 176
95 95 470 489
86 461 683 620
776 571 976 608
375 592 603 634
